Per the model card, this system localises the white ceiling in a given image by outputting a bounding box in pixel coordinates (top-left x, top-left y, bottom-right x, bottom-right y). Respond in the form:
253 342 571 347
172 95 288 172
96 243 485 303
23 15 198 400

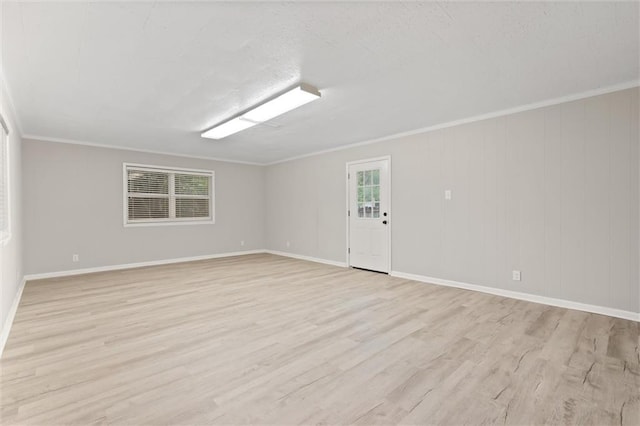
2 1 639 164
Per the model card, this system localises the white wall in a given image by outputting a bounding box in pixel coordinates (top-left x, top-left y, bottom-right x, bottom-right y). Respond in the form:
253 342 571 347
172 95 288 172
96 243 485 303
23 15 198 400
266 88 640 314
0 77 23 344
22 140 265 275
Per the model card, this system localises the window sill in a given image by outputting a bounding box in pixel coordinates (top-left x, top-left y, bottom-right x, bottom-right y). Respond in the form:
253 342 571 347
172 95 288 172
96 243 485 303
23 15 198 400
0 232 12 247
124 219 215 228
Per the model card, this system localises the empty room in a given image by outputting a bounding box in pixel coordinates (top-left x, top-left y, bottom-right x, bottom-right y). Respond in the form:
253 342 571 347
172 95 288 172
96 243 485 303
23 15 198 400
0 1 638 425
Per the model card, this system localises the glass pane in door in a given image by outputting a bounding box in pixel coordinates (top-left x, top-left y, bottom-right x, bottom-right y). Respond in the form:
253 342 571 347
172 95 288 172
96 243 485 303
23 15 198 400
356 168 381 218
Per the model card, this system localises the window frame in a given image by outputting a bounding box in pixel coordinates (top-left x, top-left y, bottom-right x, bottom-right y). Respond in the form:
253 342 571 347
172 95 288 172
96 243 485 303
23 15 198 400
0 114 10 245
123 162 215 227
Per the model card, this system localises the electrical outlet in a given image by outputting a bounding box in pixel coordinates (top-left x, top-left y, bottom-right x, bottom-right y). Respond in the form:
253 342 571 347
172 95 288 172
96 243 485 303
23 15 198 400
286 241 290 248
72 254 79 262
240 240 245 246
512 270 521 281
445 190 452 200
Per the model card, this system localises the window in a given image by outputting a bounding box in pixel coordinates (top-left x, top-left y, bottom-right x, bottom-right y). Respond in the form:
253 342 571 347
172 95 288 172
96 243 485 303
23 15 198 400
357 169 380 218
0 114 9 243
124 163 214 226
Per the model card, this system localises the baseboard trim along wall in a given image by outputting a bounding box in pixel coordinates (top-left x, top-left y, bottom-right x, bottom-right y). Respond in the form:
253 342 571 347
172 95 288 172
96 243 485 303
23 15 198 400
0 277 27 358
263 250 639 321
390 271 640 323
264 250 348 268
22 249 347 282
23 249 267 281
10 250 638 361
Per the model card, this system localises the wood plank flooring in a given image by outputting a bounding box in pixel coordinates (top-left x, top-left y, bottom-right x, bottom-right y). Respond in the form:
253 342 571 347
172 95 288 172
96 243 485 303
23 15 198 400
1 253 638 425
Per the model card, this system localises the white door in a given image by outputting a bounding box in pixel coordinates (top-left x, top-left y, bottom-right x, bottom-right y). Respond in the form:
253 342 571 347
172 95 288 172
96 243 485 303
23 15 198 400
348 157 390 273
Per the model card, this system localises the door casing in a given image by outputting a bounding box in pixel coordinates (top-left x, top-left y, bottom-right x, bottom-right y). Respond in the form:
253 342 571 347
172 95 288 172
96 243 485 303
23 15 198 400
345 155 392 272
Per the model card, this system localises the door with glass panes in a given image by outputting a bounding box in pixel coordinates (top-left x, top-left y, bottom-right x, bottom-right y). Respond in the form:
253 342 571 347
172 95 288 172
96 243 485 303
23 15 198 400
347 158 390 273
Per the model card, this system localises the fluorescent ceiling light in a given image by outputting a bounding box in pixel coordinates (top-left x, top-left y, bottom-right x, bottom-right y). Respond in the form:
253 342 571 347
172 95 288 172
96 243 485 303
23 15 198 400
241 85 320 123
201 117 257 140
201 84 321 140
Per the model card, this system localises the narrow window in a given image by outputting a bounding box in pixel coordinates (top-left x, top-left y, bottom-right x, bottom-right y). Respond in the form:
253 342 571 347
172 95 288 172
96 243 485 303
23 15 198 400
0 114 9 243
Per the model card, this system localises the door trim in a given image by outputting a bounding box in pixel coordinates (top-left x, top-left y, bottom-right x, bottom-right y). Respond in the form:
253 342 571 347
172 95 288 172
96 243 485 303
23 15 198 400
345 155 392 272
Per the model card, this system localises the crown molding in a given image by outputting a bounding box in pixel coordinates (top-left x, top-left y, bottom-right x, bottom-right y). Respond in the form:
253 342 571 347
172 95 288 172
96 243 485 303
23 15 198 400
12 79 640 167
21 134 265 166
266 80 640 166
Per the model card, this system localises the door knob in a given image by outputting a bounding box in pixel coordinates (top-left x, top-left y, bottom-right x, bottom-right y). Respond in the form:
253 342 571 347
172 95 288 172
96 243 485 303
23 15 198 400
382 220 388 225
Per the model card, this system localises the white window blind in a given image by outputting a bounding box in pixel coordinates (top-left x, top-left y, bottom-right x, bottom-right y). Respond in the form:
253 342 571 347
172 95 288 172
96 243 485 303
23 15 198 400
0 115 9 243
124 163 214 225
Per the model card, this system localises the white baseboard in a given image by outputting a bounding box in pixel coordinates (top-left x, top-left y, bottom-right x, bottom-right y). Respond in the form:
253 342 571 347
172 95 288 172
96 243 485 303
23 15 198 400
23 249 267 281
23 249 348 282
17 251 638 332
390 271 640 322
265 250 348 268
0 277 26 358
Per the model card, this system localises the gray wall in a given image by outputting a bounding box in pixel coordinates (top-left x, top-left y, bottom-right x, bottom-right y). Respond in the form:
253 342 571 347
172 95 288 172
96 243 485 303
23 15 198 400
22 140 265 274
18 87 640 314
266 88 640 313
0 79 23 336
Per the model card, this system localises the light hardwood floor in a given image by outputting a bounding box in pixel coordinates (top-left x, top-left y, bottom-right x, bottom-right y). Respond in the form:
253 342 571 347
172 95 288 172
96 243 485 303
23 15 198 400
1 254 638 425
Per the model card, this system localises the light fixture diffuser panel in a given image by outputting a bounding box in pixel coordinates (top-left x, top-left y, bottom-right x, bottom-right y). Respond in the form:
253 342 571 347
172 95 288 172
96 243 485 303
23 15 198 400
201 83 321 140
241 85 321 123
201 117 257 139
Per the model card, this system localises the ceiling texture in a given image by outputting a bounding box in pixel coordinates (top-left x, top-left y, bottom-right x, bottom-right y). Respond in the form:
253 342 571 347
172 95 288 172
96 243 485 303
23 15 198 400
2 1 639 164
